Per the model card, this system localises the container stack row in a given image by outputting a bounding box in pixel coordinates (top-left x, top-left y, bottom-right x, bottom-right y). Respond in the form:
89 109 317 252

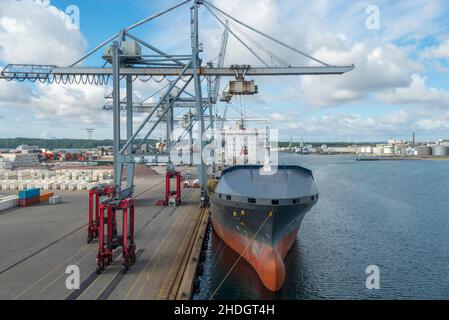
0 189 60 211
0 169 113 191
0 154 40 168
19 188 41 207
0 195 19 211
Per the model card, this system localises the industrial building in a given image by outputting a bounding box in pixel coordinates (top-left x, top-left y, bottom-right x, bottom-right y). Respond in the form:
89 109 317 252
357 137 449 158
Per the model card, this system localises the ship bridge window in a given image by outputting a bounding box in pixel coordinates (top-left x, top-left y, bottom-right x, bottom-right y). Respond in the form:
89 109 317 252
219 194 222 199
272 200 280 205
248 198 256 204
311 196 315 201
226 195 232 201
292 199 298 204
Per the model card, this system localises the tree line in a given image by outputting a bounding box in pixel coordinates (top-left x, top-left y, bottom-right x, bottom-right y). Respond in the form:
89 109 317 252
0 138 381 150
0 138 158 150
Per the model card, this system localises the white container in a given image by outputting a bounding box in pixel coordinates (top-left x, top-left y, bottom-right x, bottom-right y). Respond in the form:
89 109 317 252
0 200 13 211
383 146 394 155
49 196 62 205
0 195 19 211
168 197 177 207
87 183 97 190
77 183 87 191
10 196 19 207
45 172 56 179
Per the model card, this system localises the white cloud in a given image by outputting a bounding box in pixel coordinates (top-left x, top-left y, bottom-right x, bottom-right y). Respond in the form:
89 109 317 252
422 39 449 61
378 74 449 106
271 112 381 140
0 0 178 137
415 110 449 132
0 0 86 66
296 43 421 107
33 83 109 124
0 81 110 126
0 80 36 104
204 0 434 109
270 113 287 121
269 108 449 141
0 0 449 140
377 0 445 42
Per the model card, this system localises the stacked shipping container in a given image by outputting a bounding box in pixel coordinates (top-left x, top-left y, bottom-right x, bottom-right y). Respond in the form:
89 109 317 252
19 188 41 207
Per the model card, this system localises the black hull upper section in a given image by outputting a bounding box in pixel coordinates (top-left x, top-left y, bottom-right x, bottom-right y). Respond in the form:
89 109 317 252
210 196 316 246
210 165 319 247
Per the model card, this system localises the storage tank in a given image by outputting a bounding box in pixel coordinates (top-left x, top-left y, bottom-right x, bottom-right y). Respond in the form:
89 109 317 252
372 147 383 155
431 145 449 157
417 146 432 156
394 145 403 155
365 146 372 154
383 146 394 155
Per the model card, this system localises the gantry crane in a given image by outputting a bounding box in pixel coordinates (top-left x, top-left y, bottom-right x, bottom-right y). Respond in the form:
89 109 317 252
0 0 354 207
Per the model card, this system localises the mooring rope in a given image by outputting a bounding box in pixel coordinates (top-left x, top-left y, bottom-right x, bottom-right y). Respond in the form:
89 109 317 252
209 213 272 300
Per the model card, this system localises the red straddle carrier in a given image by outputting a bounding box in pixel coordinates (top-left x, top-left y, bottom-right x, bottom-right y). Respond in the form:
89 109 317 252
96 198 136 274
87 186 116 243
157 171 182 206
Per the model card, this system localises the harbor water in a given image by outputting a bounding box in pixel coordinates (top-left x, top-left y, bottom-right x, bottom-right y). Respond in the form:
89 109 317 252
195 154 449 300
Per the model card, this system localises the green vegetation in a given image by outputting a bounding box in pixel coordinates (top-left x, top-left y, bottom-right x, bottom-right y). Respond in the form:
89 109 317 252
0 138 385 150
0 138 158 150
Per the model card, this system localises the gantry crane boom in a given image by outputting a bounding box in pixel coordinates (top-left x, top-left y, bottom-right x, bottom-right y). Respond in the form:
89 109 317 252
1 65 354 79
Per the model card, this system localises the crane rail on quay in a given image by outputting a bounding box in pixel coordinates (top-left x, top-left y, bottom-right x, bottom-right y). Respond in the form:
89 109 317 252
0 0 354 297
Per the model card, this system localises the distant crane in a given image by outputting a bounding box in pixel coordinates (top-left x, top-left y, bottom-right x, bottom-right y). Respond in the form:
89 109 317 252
86 128 95 141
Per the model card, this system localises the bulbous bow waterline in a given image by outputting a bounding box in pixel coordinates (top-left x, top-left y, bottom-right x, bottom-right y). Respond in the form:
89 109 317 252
213 219 298 292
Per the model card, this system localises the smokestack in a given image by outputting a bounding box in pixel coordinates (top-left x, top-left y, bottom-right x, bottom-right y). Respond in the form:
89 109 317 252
413 132 416 147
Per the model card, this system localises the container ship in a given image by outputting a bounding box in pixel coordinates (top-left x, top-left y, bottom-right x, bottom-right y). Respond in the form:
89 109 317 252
210 165 319 292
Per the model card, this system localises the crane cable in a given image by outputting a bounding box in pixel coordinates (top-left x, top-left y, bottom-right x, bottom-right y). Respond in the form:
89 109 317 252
148 4 184 43
228 19 290 67
210 6 289 67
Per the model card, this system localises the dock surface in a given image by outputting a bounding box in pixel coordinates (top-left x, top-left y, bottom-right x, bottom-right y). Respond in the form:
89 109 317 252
0 172 207 300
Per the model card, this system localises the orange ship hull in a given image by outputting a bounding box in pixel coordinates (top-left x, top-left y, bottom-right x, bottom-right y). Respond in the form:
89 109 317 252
212 219 299 292
210 165 319 292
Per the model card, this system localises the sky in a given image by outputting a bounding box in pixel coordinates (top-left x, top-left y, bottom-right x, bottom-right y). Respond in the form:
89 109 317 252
0 0 448 142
